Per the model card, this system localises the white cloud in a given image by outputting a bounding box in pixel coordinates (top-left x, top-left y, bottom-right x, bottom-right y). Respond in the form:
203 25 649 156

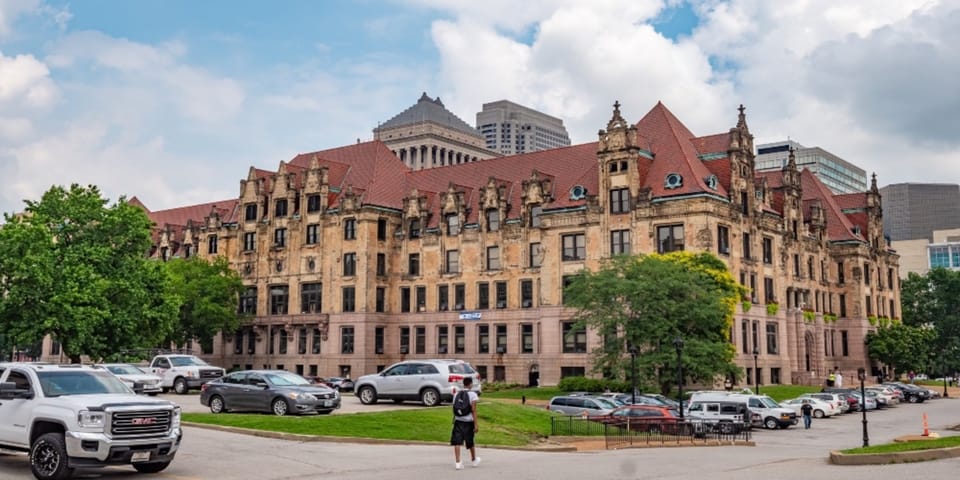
0 50 57 107
0 0 39 37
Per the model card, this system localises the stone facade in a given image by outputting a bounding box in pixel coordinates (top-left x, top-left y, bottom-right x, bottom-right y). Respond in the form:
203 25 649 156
38 101 899 388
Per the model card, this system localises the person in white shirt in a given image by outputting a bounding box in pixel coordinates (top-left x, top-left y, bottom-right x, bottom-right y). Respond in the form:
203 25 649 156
450 376 481 470
835 370 843 388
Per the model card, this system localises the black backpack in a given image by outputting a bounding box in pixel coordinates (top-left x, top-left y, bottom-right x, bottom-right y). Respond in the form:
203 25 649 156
453 390 470 416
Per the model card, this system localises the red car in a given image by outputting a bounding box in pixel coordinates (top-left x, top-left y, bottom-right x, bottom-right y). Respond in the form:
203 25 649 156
591 405 682 433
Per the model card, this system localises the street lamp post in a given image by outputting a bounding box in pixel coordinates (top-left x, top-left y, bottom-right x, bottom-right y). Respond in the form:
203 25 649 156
628 343 639 405
674 336 684 419
753 347 760 394
858 367 869 447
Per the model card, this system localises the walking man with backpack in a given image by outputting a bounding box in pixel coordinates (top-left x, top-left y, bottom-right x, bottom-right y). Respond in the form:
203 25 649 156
451 376 480 470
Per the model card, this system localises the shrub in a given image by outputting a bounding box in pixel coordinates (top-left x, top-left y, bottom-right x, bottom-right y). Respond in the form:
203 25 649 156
557 376 635 393
742 301 752 313
766 302 779 315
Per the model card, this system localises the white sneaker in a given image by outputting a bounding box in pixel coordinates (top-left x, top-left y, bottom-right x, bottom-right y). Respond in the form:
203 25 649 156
455 462 464 470
472 457 482 467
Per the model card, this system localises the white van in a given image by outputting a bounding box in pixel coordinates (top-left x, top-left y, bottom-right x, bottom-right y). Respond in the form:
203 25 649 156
685 399 752 433
690 392 797 429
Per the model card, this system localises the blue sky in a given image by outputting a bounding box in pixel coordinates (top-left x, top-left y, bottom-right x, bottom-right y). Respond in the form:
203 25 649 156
0 0 956 214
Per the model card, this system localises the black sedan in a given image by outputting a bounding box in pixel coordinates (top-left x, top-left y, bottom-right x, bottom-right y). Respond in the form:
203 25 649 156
200 370 341 416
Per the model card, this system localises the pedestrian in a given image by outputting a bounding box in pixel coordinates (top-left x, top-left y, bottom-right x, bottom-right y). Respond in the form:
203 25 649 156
826 371 835 387
800 399 813 429
451 376 480 470
834 370 843 388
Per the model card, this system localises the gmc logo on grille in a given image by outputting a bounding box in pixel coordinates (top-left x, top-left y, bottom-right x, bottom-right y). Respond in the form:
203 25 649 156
131 417 156 425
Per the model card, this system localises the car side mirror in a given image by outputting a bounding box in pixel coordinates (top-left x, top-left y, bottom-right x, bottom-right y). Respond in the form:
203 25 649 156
133 381 145 395
254 381 268 388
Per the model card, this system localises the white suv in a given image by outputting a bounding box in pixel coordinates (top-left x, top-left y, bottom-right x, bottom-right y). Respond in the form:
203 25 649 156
354 360 481 407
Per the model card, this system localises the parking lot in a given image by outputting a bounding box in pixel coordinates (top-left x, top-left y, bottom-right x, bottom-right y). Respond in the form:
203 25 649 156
160 390 427 414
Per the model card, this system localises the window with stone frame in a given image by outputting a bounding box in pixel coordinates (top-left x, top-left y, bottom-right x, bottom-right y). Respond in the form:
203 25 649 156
239 286 257 314
274 228 287 248
529 204 542 228
245 203 257 221
454 284 465 310
521 324 534 353
762 237 773 264
486 209 500 231
438 284 449 311
341 286 356 313
611 229 631 255
562 322 587 353
446 213 460 235
341 326 354 354
409 218 421 238
343 253 357 276
609 188 630 214
312 328 322 354
408 253 420 276
486 246 501 270
415 326 426 354
766 323 778 354
437 326 449 354
562 233 586 261
208 235 218 254
718 225 730 255
529 242 542 268
478 324 490 353
478 282 490 309
375 287 385 313
275 199 288 218
454 325 465 354
416 285 426 312
657 225 684 253
243 232 256 251
520 279 534 308
270 285 289 315
343 218 357 240
301 282 321 313
306 224 319 245
376 253 386 276
307 194 321 213
298 328 308 355
400 287 411 313
495 324 507 354
377 217 387 240
446 250 460 274
495 281 507 309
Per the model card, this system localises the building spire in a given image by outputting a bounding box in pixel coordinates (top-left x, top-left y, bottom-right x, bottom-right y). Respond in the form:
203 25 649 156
870 172 878 193
737 104 747 129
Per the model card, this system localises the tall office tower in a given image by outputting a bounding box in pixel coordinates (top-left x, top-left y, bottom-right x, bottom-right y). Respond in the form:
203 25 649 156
755 140 867 194
880 183 960 242
476 100 571 155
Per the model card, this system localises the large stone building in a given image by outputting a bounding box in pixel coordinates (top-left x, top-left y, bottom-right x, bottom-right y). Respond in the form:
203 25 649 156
44 101 899 387
373 93 498 170
476 100 571 155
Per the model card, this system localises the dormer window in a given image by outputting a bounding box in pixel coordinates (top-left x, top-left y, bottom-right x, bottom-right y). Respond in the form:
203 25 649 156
569 185 587 200
409 218 421 238
665 173 683 189
852 225 861 236
446 213 459 236
486 210 500 232
705 175 718 190
530 205 542 228
275 199 288 218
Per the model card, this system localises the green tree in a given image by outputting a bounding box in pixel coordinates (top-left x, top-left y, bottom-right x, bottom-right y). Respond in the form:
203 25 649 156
564 251 745 395
901 268 960 376
865 323 935 378
0 184 180 362
163 256 245 353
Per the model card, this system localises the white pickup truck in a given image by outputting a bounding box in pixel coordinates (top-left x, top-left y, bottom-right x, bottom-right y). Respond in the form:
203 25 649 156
148 354 224 394
0 363 182 480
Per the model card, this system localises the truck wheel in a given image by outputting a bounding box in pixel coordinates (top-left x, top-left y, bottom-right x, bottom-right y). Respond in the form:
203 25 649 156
209 395 226 414
133 460 172 473
30 432 74 480
764 417 779 430
173 377 189 395
272 398 290 416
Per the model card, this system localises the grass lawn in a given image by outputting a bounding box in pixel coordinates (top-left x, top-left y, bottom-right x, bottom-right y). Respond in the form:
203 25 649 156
750 385 823 402
481 386 563 401
840 435 960 454
182 399 554 447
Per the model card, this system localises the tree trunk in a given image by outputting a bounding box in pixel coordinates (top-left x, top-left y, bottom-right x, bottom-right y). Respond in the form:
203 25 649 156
69 354 82 364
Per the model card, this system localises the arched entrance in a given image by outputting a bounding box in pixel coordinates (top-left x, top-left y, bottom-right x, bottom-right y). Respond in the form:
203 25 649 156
804 331 815 373
528 364 540 387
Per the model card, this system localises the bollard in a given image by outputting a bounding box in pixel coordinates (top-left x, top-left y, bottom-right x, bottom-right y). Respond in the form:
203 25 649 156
922 413 930 436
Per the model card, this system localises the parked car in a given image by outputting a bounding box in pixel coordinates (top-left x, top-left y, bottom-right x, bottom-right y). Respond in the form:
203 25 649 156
354 359 481 406
690 392 796 429
883 382 931 403
324 376 355 392
685 399 752 433
591 405 682 433
799 392 848 414
780 397 839 418
100 363 163 395
613 393 670 407
547 395 616 416
866 386 900 405
200 370 340 416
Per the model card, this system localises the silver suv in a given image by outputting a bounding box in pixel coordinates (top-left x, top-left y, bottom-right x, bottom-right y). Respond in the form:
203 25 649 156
354 360 481 407
547 395 617 416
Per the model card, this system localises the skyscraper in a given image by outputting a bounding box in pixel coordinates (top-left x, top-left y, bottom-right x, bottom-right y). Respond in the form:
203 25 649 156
880 183 960 242
476 100 571 155
755 140 867 194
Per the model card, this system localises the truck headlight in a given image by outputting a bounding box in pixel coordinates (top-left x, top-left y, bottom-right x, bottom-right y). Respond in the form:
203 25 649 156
171 406 181 428
78 411 106 429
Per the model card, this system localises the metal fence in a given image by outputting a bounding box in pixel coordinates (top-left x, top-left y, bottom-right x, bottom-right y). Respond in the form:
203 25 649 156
550 416 752 449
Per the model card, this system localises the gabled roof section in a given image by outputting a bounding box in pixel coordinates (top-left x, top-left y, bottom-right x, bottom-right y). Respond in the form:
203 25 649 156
290 141 410 210
834 193 868 212
800 169 860 242
634 102 730 199
376 92 481 138
147 199 238 228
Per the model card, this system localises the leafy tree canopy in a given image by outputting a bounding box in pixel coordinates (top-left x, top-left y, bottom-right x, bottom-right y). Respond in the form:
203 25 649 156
163 256 244 352
900 268 960 375
865 322 935 377
564 251 745 395
0 184 180 362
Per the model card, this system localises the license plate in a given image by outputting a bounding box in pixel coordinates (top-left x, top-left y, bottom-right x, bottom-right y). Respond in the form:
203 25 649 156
131 451 151 463
323 400 333 407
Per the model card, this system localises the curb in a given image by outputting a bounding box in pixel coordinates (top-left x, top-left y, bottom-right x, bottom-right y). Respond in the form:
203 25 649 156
182 422 576 452
829 445 960 465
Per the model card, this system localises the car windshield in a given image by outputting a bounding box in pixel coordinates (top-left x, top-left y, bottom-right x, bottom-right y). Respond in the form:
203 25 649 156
106 365 144 375
593 397 618 409
169 356 209 367
38 371 132 396
265 372 311 386
760 397 780 408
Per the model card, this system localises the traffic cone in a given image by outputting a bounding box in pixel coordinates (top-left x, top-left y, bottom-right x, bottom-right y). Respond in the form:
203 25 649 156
922 412 929 436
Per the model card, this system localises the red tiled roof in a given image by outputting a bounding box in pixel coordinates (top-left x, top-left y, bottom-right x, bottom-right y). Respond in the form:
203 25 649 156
635 102 729 199
800 169 859 242
691 133 729 156
833 193 867 211
290 141 409 210
147 199 238 228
